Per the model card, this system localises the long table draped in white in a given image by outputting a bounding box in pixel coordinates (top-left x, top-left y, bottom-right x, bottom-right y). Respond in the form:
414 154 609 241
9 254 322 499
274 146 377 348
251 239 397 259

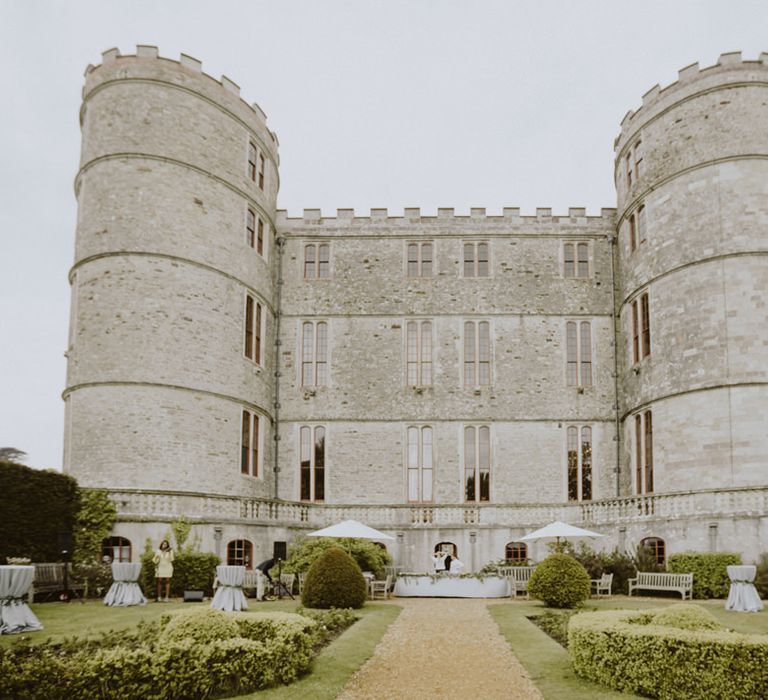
725 565 764 613
394 575 510 598
0 565 43 634
211 565 249 611
104 562 146 606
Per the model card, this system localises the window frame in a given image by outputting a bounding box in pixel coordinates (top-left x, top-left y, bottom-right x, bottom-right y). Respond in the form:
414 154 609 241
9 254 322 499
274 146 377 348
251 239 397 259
504 542 528 563
247 142 258 182
405 319 433 387
299 425 326 502
227 539 253 569
406 424 434 503
640 536 665 566
463 320 492 387
563 241 591 279
566 320 593 387
406 241 434 278
240 409 261 478
634 409 654 494
566 424 593 501
630 291 651 364
303 243 331 279
244 292 265 365
301 320 329 387
101 536 132 563
463 424 491 503
462 240 490 278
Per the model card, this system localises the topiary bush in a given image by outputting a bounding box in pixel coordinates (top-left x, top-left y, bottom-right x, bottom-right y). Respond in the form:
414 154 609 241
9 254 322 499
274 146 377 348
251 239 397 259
159 608 239 644
647 603 722 631
301 546 367 609
569 607 768 699
528 553 591 608
282 537 392 578
667 552 741 599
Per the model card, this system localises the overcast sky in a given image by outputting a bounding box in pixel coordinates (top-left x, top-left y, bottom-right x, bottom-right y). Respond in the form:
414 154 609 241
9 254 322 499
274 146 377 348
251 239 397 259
1 0 766 470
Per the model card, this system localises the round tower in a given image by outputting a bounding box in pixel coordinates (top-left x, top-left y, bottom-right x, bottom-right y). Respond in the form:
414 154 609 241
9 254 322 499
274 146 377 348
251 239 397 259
615 52 768 500
64 46 279 503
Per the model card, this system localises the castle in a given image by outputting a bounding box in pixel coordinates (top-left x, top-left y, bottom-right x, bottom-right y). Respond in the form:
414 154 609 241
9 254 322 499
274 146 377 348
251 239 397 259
64 46 768 571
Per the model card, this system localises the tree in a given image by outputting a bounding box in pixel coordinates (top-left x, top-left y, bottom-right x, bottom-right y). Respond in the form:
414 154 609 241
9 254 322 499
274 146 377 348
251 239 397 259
0 447 27 464
73 489 117 565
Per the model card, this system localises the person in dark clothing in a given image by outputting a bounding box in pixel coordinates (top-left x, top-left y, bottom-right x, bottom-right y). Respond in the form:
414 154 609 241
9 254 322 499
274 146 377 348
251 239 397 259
256 557 275 583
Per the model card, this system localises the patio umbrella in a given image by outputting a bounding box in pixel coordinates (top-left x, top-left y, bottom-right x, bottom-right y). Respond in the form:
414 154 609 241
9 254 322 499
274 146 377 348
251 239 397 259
306 519 395 541
520 521 604 549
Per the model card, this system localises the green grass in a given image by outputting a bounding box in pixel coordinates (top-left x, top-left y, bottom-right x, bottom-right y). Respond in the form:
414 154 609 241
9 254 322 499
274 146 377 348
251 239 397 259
0 599 401 699
489 597 768 700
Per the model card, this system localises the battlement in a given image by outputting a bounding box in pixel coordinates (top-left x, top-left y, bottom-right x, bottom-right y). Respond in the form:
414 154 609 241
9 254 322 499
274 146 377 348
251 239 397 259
276 206 616 232
84 45 277 146
615 51 768 152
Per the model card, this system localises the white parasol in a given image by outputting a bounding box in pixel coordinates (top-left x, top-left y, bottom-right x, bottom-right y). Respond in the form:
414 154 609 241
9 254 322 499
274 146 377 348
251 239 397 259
306 519 395 541
520 521 605 548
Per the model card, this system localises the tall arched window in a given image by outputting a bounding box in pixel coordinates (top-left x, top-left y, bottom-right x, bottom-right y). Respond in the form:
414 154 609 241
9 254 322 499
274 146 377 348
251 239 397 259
567 425 592 501
227 539 253 569
505 542 528 563
300 425 325 501
407 425 433 503
101 536 132 563
640 537 665 567
464 425 490 502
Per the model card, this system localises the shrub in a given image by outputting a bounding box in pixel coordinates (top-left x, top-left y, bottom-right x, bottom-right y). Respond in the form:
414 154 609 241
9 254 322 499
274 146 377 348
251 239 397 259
667 552 741 599
569 607 768 699
561 543 638 594
159 608 239 644
528 553 591 608
755 553 768 599
295 606 358 645
648 603 722 631
283 537 392 578
72 558 113 597
301 546 367 609
0 461 80 562
140 539 219 597
72 489 116 565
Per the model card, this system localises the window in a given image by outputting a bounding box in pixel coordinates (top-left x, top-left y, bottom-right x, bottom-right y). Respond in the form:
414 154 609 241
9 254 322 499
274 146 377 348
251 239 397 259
407 242 433 277
505 542 528 563
258 153 266 190
463 241 489 277
244 294 264 364
640 537 665 566
101 536 131 563
246 209 256 248
634 410 654 494
627 204 646 252
630 292 651 363
247 142 258 181
300 426 325 501
407 426 433 502
566 321 592 387
567 425 592 501
406 320 432 386
301 321 328 386
464 425 490 502
227 539 253 568
625 140 643 187
304 243 330 279
241 410 260 477
435 542 457 557
564 242 589 278
464 321 491 386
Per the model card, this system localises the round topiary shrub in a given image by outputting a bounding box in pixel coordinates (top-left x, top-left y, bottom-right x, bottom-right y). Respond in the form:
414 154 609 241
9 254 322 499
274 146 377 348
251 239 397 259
159 607 239 644
528 553 591 608
301 546 367 609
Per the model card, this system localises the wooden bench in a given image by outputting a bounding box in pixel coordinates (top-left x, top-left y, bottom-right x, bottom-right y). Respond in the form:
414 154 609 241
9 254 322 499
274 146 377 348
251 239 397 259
29 562 87 603
628 571 693 600
499 566 536 597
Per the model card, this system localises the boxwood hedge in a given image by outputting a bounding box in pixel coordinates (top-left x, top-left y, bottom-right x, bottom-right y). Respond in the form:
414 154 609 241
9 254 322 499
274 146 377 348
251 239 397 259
569 606 768 699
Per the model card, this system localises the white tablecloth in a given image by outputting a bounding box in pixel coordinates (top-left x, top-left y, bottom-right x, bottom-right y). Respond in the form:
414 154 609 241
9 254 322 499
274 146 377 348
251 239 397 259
725 565 763 612
211 565 249 611
0 565 43 634
104 562 146 606
394 575 510 598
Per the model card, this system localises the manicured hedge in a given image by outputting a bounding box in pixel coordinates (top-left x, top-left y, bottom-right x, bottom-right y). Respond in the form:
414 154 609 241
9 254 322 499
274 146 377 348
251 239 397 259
667 552 741 599
301 546 368 609
527 553 591 608
0 608 320 700
0 461 80 562
139 544 219 597
569 606 768 699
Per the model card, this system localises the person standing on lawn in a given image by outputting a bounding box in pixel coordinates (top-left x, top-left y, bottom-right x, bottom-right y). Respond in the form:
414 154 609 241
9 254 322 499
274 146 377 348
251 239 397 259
153 539 174 601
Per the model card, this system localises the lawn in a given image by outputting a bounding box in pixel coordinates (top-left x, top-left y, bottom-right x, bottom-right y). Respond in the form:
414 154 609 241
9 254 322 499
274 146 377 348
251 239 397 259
489 596 768 700
0 598 401 699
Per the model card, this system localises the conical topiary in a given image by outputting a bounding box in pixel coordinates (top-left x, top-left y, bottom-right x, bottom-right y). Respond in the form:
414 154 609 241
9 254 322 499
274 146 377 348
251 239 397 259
301 546 367 609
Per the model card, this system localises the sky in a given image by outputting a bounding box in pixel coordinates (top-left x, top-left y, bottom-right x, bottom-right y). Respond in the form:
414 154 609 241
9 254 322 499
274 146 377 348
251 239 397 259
1 0 767 470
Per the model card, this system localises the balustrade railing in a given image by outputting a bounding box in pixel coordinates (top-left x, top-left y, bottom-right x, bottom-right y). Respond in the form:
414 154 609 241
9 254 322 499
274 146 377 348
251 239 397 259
107 486 768 530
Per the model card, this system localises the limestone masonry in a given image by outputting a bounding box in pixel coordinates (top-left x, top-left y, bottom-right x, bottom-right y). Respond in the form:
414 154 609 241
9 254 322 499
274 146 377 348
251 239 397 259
64 46 768 571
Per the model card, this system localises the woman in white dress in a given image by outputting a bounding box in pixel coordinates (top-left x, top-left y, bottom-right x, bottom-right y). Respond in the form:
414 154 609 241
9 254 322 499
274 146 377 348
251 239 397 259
449 557 464 575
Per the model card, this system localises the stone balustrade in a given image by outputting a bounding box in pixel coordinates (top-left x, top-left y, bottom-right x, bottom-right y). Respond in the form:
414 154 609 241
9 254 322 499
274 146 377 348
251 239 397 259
107 486 768 531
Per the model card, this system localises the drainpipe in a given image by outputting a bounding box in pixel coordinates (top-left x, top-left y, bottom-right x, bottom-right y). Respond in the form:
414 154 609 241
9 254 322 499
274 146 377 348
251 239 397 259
608 230 622 498
272 237 286 500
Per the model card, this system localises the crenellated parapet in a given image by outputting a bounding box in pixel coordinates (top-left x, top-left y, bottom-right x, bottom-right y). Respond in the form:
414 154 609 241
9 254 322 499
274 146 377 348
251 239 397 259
82 45 279 166
277 206 616 236
614 51 768 157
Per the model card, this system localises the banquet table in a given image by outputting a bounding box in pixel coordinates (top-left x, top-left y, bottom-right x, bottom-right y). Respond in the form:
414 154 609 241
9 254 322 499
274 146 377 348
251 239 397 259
394 575 510 598
0 565 43 634
725 564 763 612
104 562 146 606
211 565 249 611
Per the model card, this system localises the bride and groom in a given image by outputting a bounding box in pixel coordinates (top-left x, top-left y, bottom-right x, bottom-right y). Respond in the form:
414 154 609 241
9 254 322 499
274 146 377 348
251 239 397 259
431 548 464 574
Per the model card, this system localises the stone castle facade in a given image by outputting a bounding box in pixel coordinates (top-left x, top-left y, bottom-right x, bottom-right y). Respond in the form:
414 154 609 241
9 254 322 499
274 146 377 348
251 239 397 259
64 46 768 571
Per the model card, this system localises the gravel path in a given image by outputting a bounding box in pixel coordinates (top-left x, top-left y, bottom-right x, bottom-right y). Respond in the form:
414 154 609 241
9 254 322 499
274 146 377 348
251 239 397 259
337 599 543 700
